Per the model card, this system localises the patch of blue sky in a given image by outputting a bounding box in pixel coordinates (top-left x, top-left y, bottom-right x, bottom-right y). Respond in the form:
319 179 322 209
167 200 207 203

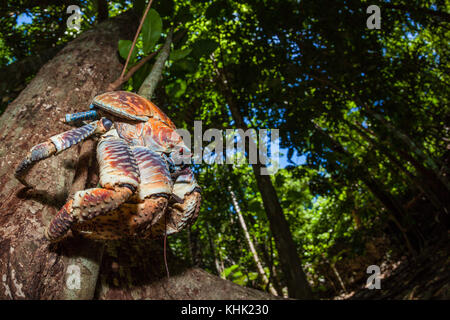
347 106 360 115
406 31 419 41
278 147 306 168
266 35 280 46
374 100 383 106
16 13 33 26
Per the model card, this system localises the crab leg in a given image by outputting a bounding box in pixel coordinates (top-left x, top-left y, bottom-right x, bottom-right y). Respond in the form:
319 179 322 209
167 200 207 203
129 147 173 237
15 118 112 187
64 109 99 123
70 146 174 240
45 185 135 241
153 168 201 237
45 134 141 241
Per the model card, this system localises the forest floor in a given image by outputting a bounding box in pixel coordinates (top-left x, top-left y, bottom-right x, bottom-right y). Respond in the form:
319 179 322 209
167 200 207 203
334 233 449 300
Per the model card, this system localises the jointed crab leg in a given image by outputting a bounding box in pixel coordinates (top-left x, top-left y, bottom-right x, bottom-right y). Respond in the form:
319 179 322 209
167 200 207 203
45 134 141 241
69 146 174 239
153 168 201 236
15 118 113 187
45 185 134 241
64 109 99 124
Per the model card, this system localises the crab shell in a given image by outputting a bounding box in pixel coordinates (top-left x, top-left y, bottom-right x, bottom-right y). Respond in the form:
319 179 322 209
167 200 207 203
92 91 176 128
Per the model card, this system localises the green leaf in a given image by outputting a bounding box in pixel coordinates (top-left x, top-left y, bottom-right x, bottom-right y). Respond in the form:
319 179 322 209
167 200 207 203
248 272 259 281
190 39 219 59
171 57 198 74
118 39 138 62
223 264 239 278
142 9 162 54
169 48 192 61
174 7 193 24
132 62 152 90
165 79 187 99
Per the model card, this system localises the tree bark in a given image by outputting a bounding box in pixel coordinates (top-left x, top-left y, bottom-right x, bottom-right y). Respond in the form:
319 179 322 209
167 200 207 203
0 10 278 300
94 240 279 299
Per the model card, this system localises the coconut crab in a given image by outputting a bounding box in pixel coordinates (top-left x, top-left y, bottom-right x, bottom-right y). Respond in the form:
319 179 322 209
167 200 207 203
14 91 201 242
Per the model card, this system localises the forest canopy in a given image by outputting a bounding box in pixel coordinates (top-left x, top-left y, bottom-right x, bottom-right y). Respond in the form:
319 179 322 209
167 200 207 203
0 0 448 300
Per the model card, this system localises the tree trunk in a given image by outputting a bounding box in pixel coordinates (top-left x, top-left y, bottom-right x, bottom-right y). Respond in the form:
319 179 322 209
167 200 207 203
229 187 278 296
313 123 418 255
96 0 109 22
0 11 278 300
138 29 173 100
251 167 314 299
257 236 284 296
204 224 225 278
94 240 277 299
211 58 313 299
187 228 202 267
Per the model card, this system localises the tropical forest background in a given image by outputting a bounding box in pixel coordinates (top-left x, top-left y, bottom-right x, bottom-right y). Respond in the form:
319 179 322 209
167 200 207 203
0 0 449 299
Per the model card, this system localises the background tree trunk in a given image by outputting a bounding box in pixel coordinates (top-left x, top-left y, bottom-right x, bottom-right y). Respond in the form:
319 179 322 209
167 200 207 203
229 186 279 296
0 11 278 300
210 59 313 299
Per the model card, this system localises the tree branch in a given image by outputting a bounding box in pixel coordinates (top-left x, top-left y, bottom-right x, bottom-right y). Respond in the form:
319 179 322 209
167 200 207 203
107 28 186 92
107 49 160 91
138 28 173 99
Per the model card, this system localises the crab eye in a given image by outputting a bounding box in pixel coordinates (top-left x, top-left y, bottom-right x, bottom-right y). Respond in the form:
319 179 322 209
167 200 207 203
101 118 113 131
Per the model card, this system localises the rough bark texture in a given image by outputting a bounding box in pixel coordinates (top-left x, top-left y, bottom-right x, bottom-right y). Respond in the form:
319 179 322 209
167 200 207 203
0 11 137 300
0 11 278 300
94 240 280 299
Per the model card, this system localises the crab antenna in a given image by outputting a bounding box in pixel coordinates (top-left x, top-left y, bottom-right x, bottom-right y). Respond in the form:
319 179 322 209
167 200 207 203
64 110 99 123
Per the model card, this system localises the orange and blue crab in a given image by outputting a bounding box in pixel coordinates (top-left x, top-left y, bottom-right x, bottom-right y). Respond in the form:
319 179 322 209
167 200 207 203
15 91 201 241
